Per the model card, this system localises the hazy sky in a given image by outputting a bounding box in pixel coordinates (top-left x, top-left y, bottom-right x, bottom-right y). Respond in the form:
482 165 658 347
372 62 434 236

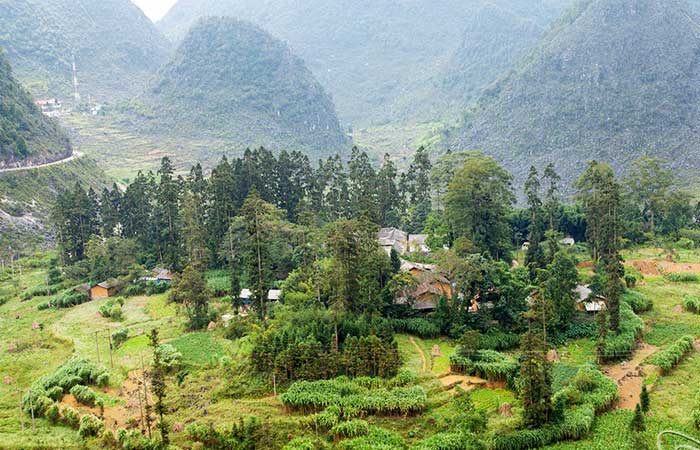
132 0 178 21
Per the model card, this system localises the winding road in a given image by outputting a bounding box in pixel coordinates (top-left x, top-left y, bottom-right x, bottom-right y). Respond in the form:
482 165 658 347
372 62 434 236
0 151 82 174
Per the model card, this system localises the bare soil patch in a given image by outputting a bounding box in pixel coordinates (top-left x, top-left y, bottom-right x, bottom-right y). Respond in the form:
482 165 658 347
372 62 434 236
603 342 659 410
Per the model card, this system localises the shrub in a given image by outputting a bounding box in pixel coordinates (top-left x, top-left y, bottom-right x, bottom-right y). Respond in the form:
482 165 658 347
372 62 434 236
78 414 105 438
96 373 110 388
648 335 695 374
622 290 653 313
331 419 370 438
46 385 64 401
61 406 80 428
70 385 98 406
598 302 644 363
450 350 519 383
99 297 125 320
145 281 169 296
112 329 128 348
313 405 341 429
123 283 145 297
663 272 699 283
38 290 90 310
337 426 405 450
624 274 637 288
391 318 440 338
564 320 597 339
156 344 182 371
283 438 323 450
45 403 60 424
21 284 62 301
683 295 700 314
22 358 108 415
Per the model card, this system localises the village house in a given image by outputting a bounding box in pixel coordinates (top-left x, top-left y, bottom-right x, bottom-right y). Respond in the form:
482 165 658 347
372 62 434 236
34 98 62 117
378 227 430 256
574 284 606 313
90 280 119 299
396 260 452 311
139 268 174 284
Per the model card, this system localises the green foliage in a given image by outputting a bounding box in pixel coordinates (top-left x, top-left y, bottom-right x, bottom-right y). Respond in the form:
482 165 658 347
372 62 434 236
155 343 182 371
331 419 370 438
684 295 700 314
280 377 427 416
37 290 90 310
450 349 519 383
647 335 694 374
598 302 644 363
185 417 266 449
78 414 104 438
0 51 70 164
663 272 699 283
409 432 484 450
99 297 125 320
21 283 63 301
622 290 653 313
69 384 97 406
112 328 128 348
337 426 406 450
21 357 108 416
391 318 440 338
61 406 80 428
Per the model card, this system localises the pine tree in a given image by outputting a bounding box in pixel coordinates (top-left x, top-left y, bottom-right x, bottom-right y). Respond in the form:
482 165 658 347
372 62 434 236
148 328 169 446
519 331 553 428
524 166 546 279
390 248 401 274
640 385 650 413
543 163 561 231
155 157 183 270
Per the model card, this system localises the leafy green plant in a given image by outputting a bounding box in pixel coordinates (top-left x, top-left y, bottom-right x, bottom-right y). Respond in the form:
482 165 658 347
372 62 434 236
647 335 695 374
683 295 700 314
112 329 128 348
70 385 98 406
78 414 104 438
331 419 370 438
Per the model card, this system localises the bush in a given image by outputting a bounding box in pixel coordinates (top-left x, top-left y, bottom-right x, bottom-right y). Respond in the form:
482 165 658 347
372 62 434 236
648 335 695 374
123 283 146 297
22 358 108 416
450 350 519 383
337 426 405 450
38 290 90 310
112 329 128 348
391 318 440 338
21 284 62 301
156 343 182 371
663 272 700 283
281 377 427 416
70 385 98 406
331 419 370 438
61 406 80 428
45 403 60 424
622 290 653 313
46 385 64 401
564 320 597 339
145 282 169 296
99 297 125 320
683 295 700 314
78 414 104 438
598 303 644 363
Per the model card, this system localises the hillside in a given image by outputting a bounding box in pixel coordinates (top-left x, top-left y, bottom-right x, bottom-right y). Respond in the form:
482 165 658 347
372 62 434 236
441 0 700 188
0 50 71 168
132 17 349 159
0 0 171 101
157 0 575 126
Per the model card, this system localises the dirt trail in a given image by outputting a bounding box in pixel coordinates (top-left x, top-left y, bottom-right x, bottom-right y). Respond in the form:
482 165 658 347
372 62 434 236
409 336 427 372
603 342 658 410
628 259 700 277
0 151 82 173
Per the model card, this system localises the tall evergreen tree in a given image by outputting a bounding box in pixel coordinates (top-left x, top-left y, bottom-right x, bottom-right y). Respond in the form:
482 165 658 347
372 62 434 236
519 331 553 428
524 166 546 278
543 163 561 231
148 328 169 446
155 157 183 270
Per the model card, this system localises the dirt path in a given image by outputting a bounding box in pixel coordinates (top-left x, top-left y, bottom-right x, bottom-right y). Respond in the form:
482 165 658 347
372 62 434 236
409 336 427 372
0 151 82 173
603 342 659 410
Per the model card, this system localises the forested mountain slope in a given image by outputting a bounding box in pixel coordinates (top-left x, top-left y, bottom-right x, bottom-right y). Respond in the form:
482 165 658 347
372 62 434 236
0 51 71 168
0 0 171 101
131 17 349 159
441 0 700 188
158 0 575 125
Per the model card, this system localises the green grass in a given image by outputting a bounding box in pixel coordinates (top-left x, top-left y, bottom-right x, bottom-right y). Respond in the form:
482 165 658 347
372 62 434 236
169 332 226 366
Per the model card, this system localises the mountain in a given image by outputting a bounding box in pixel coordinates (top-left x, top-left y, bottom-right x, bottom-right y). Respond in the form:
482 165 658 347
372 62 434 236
157 0 575 126
132 17 349 158
0 50 71 168
441 0 700 188
0 0 172 101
